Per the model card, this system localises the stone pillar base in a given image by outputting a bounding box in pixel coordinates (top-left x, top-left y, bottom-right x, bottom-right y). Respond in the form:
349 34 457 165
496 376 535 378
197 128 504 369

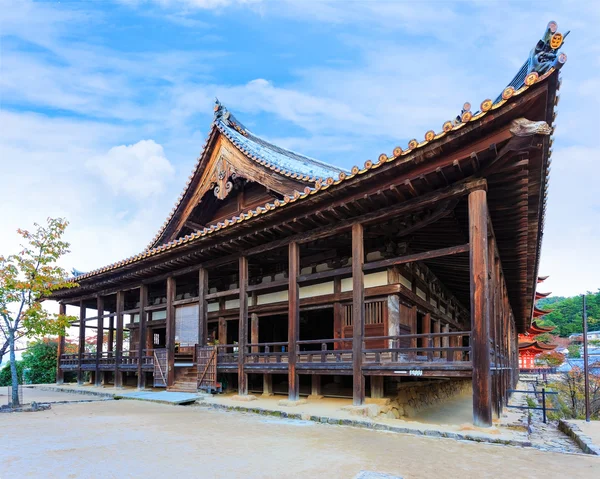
307 394 323 400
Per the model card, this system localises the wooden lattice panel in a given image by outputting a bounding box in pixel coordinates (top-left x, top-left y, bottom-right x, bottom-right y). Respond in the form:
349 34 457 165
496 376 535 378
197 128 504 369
196 346 217 392
153 348 167 387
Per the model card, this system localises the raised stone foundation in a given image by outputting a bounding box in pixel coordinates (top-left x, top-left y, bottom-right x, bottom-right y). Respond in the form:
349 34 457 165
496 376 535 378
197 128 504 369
380 379 472 419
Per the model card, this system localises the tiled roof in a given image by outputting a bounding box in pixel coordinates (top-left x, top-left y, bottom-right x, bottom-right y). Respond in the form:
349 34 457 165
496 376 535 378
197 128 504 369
65 22 568 284
215 101 347 182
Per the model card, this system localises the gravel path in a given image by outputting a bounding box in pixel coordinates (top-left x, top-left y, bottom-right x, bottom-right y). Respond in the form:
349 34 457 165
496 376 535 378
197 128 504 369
1 399 598 478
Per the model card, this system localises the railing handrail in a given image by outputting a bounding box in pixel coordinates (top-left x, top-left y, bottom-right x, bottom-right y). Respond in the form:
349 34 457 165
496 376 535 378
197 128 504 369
364 332 471 341
296 338 351 345
246 341 289 347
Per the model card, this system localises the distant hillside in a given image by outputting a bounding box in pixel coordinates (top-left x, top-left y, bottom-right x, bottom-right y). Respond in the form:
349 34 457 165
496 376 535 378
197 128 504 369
537 290 600 337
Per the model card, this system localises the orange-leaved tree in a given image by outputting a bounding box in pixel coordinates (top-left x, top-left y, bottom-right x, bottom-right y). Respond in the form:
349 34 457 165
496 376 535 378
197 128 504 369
0 218 77 406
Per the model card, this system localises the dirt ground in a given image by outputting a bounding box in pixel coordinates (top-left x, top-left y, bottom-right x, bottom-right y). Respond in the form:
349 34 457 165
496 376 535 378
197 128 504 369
1 398 598 479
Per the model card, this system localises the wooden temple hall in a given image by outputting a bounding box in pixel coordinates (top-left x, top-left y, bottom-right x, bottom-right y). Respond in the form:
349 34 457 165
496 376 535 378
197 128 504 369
52 23 568 426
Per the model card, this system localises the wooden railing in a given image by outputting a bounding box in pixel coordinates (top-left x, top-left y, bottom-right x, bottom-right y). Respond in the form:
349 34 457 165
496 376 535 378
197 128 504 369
216 343 239 365
245 342 289 364
297 339 353 364
362 331 471 364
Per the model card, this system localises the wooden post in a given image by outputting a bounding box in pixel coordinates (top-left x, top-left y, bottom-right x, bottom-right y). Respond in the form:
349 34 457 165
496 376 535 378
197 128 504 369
137 285 148 390
469 189 492 427
352 223 365 406
288 242 300 401
333 277 343 350
77 301 86 385
309 375 322 399
433 319 441 358
166 277 176 388
442 324 450 361
238 256 249 395
422 313 432 361
387 295 400 349
262 374 273 397
250 314 259 353
198 268 208 346
104 312 114 386
95 296 104 387
114 291 124 388
371 376 384 398
218 317 227 345
56 303 66 385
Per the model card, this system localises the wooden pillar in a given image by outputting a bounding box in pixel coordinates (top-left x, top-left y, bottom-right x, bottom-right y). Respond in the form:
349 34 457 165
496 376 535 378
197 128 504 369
218 317 227 345
288 242 300 401
114 291 124 388
262 374 273 397
77 301 86 385
309 375 322 399
56 303 66 385
433 319 441 358
95 296 104 386
333 277 343 350
165 277 176 388
198 268 208 346
371 376 384 398
238 256 249 395
104 313 114 386
250 314 259 353
469 189 492 427
442 324 450 361
422 313 432 361
352 223 365 406
137 285 148 390
387 295 400 349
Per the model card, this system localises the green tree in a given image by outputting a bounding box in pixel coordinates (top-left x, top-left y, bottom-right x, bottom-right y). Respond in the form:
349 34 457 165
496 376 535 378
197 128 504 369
567 343 581 359
537 291 600 337
0 218 77 406
21 339 59 384
0 360 23 387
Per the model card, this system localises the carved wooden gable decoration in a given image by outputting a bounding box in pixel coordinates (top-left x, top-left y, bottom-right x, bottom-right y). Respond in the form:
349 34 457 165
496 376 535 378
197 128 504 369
149 103 346 248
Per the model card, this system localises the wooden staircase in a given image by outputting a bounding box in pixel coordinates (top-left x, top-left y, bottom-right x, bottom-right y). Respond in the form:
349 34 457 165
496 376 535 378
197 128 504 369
167 366 198 393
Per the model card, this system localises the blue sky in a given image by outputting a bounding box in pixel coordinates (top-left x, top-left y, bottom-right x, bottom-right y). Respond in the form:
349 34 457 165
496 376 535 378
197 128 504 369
1 0 599 297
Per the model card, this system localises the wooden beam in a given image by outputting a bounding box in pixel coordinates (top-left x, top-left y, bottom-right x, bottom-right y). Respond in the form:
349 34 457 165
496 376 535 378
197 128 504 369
238 257 249 395
114 291 124 388
245 179 487 257
288 242 300 401
95 296 104 387
206 288 239 300
250 314 259 353
165 277 176 388
218 317 227 344
137 286 148 390
56 303 66 385
352 223 365 405
363 244 470 272
469 189 492 427
198 268 208 346
77 301 85 385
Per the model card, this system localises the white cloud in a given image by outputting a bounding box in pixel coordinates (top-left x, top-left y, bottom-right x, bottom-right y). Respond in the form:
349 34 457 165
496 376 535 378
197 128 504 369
86 140 175 200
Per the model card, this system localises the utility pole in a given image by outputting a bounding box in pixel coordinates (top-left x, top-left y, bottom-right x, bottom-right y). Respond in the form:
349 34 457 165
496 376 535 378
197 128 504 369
582 294 590 422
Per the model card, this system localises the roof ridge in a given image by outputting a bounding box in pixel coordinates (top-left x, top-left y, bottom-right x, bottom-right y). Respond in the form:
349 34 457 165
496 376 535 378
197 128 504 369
65 21 568 284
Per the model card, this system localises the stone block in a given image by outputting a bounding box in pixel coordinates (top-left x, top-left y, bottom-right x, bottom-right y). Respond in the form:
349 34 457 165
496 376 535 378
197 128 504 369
366 397 391 406
341 404 380 418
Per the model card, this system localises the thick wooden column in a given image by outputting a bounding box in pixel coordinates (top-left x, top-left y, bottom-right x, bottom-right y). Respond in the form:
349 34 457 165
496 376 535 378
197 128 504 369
333 277 343 350
166 277 176 388
422 313 432 361
95 296 104 386
433 319 441 358
238 257 249 395
198 268 208 346
387 295 400 349
371 376 384 398
137 285 148 390
56 303 66 385
310 375 322 399
352 223 365 406
469 189 492 427
263 374 273 396
114 291 124 388
288 242 300 401
250 314 259 353
77 301 86 385
104 313 114 386
218 317 227 344
442 324 450 361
